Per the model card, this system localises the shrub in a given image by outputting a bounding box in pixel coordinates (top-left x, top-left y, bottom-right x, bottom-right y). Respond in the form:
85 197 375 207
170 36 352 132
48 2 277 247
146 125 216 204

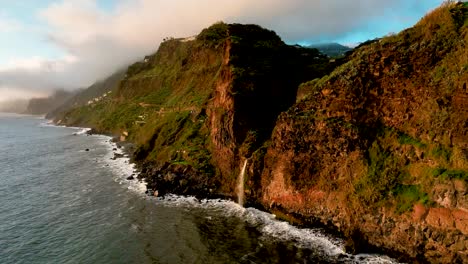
197 22 229 47
355 142 403 203
393 185 430 214
398 133 427 148
431 145 452 162
432 167 468 181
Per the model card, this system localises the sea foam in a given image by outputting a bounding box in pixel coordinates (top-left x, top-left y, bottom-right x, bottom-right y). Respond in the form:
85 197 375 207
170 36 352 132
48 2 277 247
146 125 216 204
40 120 147 195
99 137 147 194
155 195 398 263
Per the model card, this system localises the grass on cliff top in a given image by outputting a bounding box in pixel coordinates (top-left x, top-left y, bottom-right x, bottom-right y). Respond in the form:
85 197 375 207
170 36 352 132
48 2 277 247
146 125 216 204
299 0 468 97
197 22 229 47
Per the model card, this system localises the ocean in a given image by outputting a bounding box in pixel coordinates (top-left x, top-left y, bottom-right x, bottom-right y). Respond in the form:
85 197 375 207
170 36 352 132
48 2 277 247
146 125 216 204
0 113 398 264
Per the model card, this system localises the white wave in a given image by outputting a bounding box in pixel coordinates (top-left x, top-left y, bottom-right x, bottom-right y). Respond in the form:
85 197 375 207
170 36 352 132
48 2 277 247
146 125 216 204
156 195 399 263
38 120 69 128
73 128 91 135
97 136 147 195
40 121 147 195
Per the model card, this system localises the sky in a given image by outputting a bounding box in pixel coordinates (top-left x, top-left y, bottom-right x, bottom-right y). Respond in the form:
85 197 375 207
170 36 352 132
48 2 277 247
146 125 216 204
0 0 443 102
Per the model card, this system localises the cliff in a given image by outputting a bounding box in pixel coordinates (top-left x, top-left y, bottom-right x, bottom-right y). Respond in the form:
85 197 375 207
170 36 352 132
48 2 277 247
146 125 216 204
55 22 335 197
51 3 468 262
255 2 468 262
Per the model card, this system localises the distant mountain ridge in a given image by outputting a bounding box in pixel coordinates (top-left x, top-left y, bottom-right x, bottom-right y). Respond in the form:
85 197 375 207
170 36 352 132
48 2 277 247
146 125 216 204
308 42 352 57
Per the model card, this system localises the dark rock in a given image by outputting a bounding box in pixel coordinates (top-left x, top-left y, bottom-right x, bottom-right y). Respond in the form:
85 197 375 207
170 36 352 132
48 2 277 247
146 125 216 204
127 175 135 180
85 149 90 151
111 153 124 160
86 128 97 135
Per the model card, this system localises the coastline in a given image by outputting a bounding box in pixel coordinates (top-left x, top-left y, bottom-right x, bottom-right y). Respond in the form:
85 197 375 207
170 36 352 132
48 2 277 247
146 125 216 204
42 118 147 195
42 117 400 263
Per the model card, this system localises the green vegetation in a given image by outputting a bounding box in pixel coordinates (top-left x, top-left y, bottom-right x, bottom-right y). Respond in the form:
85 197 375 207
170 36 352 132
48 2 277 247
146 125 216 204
355 141 403 204
432 167 468 181
134 111 214 173
58 31 225 173
431 145 452 163
393 185 430 214
197 22 229 47
47 70 125 120
397 133 427 148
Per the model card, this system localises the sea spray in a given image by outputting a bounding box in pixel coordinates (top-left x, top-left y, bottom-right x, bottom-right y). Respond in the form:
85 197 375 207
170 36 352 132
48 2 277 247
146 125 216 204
157 195 397 263
237 159 248 206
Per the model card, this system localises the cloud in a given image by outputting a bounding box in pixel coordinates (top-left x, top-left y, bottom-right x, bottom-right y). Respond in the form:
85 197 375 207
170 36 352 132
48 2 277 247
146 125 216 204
0 15 22 33
0 87 48 103
0 0 441 101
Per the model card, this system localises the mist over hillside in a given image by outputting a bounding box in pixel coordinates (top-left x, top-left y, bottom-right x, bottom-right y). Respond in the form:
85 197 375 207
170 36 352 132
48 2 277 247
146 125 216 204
0 99 29 113
24 90 75 115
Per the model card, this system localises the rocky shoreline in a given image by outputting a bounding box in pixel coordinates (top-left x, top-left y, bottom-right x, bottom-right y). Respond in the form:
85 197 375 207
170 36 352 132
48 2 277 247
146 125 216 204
64 100 467 264
133 159 467 263
129 155 408 262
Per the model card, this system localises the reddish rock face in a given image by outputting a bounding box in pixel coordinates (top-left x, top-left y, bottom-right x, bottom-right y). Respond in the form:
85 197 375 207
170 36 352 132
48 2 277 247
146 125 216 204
452 210 468 235
253 3 468 263
426 208 456 230
205 24 331 195
413 203 429 221
207 39 237 191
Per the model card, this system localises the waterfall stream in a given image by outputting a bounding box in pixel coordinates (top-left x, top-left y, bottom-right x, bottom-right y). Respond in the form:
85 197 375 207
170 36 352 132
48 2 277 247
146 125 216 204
237 159 248 206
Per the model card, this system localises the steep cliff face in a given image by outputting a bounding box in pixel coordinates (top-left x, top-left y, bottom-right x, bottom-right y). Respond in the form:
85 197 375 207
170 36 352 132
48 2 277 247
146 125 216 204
255 3 468 263
204 24 332 193
56 23 334 197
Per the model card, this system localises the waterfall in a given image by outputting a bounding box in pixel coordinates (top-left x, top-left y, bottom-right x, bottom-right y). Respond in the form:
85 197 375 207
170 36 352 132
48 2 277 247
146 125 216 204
237 159 248 206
